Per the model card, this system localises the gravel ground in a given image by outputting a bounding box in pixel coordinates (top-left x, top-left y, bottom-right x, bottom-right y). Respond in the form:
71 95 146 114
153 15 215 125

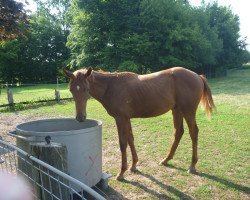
0 112 47 143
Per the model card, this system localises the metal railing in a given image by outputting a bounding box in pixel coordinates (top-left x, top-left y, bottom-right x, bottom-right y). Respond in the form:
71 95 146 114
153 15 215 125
0 139 106 200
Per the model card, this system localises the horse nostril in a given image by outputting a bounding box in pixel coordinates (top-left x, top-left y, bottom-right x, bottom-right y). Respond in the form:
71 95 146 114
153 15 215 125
76 116 83 122
76 114 86 122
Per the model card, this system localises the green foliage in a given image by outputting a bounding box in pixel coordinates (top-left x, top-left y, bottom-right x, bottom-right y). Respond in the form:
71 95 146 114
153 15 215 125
0 39 22 83
0 8 70 83
205 2 246 71
67 0 247 76
34 0 71 29
24 9 69 82
118 61 140 73
242 50 250 63
67 0 142 69
0 0 249 83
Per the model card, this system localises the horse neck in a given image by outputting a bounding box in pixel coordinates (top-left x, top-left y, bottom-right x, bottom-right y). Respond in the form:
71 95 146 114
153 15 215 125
88 71 113 102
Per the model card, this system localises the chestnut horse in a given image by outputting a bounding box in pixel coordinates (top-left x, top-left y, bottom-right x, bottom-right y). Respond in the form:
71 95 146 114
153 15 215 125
64 67 215 180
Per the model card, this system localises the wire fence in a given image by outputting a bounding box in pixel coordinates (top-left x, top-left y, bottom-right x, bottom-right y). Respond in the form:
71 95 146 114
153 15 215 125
0 139 107 200
0 82 73 108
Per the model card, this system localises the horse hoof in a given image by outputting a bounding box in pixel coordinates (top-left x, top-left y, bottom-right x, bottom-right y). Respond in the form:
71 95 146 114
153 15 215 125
129 166 137 173
188 169 197 174
116 174 125 181
159 159 168 166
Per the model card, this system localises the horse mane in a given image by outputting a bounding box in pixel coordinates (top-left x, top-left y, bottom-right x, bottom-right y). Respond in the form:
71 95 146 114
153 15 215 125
73 69 86 78
95 69 137 78
96 69 112 74
73 68 118 79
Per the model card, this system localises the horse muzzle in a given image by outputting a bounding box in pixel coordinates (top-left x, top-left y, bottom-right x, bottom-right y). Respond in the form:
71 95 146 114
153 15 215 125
76 115 86 122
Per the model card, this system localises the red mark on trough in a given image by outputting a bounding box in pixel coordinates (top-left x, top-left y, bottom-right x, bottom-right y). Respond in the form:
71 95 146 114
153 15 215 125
84 154 99 177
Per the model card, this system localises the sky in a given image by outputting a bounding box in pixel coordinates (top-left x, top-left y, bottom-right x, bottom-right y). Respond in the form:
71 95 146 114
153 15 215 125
23 0 250 51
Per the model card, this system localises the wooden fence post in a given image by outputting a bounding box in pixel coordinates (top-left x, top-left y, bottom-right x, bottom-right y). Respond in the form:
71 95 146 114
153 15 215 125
7 86 14 107
55 89 60 102
30 140 69 200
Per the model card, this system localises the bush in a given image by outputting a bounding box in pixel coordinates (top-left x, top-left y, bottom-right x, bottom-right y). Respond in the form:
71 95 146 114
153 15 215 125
118 61 140 73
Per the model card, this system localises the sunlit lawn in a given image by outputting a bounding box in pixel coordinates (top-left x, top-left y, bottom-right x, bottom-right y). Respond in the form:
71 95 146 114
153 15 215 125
0 69 249 199
0 83 71 105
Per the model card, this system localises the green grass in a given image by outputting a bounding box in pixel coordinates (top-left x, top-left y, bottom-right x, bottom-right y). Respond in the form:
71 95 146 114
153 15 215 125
0 83 72 105
1 69 250 199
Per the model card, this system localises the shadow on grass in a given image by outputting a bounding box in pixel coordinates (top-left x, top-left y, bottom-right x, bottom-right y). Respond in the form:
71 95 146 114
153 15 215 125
75 186 129 200
123 170 193 200
197 172 250 195
166 164 250 195
104 186 130 200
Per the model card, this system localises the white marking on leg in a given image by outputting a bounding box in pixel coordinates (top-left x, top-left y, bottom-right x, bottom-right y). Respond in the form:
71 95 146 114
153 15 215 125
77 85 80 91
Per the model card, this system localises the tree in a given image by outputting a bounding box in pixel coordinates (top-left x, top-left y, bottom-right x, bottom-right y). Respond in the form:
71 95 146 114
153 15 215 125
23 9 69 82
0 0 29 41
67 0 142 71
139 0 219 70
67 0 223 74
1 0 248 83
190 6 223 75
0 39 21 83
205 2 247 73
0 8 70 83
34 0 71 29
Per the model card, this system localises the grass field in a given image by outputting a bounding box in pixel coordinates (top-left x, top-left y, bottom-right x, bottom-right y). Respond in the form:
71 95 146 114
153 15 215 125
0 69 249 199
0 83 71 105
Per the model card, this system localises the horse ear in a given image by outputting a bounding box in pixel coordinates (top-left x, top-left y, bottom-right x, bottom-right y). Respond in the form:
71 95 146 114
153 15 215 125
86 67 93 77
63 68 74 79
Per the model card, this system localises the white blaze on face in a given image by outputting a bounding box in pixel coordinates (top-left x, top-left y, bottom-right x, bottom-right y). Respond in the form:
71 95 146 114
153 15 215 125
76 85 80 91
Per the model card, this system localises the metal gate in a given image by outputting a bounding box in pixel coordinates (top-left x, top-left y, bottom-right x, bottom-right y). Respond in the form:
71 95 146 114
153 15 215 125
0 139 107 200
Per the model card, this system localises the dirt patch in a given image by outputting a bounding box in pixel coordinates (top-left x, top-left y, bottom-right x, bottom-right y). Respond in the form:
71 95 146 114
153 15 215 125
0 112 47 143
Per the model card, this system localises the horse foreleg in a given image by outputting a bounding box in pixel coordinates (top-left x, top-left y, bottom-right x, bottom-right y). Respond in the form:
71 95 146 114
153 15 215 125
127 120 138 172
115 117 129 180
160 108 184 165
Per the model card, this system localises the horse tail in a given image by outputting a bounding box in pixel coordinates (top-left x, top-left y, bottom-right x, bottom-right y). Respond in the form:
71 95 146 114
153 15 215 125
199 75 216 118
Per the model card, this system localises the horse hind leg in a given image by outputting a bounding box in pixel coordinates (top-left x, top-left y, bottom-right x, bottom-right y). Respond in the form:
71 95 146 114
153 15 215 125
160 107 184 165
184 114 199 174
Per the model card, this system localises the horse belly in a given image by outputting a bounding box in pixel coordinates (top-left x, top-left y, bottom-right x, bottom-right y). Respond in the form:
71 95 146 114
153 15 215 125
131 99 174 118
130 78 175 118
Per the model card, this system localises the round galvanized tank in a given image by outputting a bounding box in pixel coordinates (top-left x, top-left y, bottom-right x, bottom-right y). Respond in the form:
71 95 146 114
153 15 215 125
15 118 102 187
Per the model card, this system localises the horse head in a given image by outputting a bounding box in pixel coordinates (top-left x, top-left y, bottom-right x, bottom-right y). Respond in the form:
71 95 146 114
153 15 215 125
64 67 93 122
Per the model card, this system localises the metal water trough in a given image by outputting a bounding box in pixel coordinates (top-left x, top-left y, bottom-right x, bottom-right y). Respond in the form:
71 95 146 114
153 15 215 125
8 118 111 190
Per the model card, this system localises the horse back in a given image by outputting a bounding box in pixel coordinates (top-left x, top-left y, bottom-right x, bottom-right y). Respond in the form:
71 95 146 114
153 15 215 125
104 69 176 118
